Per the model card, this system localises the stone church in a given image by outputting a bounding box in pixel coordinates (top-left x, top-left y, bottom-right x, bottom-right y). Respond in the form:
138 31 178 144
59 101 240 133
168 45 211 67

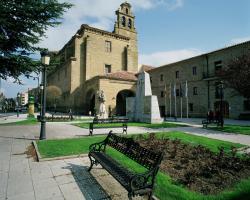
47 2 139 115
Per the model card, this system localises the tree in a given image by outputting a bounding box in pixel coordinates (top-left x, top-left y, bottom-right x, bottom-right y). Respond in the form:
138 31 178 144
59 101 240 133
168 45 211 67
218 54 250 99
46 85 62 111
0 0 72 82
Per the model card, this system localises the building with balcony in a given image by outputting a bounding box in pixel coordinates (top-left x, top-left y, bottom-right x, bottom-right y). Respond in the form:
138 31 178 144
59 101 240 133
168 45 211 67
148 41 250 119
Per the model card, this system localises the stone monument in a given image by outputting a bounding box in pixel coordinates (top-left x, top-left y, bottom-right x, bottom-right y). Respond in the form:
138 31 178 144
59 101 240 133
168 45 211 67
97 90 108 119
126 71 162 123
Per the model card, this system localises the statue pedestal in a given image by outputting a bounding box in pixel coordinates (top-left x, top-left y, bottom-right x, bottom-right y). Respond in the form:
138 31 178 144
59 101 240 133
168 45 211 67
98 102 108 119
126 71 162 124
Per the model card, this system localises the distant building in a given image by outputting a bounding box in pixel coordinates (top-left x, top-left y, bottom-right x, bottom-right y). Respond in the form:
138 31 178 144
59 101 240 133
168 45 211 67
20 92 28 106
149 41 250 119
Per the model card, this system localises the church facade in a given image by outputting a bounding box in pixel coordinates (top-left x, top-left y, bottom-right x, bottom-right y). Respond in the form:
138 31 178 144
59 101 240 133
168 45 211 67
47 2 138 115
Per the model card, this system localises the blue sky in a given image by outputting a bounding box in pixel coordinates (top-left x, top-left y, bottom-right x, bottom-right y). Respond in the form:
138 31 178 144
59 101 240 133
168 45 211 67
2 0 250 98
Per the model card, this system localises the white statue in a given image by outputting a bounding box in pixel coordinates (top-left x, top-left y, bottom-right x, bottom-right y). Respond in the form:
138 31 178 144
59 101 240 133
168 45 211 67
97 90 108 119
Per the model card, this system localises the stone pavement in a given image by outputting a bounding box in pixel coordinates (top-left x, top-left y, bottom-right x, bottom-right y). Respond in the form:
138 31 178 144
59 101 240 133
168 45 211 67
0 137 145 200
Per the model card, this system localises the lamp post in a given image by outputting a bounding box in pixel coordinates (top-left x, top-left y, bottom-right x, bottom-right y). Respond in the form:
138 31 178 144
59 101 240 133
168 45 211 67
219 81 224 128
17 92 20 117
39 50 50 140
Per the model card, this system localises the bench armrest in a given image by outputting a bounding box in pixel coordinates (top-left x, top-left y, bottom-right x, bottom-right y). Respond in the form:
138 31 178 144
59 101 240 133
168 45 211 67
129 169 157 191
89 141 106 152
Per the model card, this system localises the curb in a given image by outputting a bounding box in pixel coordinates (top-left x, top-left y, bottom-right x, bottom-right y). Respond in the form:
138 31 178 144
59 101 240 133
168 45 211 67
32 140 88 162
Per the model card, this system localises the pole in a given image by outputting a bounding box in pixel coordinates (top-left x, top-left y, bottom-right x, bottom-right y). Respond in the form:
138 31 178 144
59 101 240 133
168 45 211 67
220 81 224 128
39 65 46 140
180 97 182 119
180 83 182 119
174 83 177 118
185 80 188 118
169 83 171 118
164 84 167 119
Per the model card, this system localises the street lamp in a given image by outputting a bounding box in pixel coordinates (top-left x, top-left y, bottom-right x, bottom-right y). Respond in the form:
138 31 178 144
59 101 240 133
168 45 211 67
39 50 50 140
219 81 224 128
17 92 20 117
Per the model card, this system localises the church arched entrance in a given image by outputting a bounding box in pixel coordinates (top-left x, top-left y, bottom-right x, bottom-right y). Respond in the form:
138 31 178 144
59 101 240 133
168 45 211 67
116 90 135 116
86 89 95 116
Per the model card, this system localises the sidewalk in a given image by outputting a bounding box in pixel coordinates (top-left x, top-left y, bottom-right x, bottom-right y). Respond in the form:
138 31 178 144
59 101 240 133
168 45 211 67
0 137 144 200
166 117 250 127
0 113 27 124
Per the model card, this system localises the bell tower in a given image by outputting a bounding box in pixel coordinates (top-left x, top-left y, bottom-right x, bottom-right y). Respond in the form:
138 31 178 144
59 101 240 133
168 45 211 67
114 1 137 38
114 2 138 72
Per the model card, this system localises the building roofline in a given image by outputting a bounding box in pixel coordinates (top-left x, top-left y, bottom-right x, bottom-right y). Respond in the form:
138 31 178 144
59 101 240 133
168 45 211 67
78 24 130 40
51 24 130 55
151 40 250 71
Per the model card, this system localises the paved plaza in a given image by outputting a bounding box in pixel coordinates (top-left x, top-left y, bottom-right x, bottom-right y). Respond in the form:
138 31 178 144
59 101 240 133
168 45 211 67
0 137 146 200
0 114 250 199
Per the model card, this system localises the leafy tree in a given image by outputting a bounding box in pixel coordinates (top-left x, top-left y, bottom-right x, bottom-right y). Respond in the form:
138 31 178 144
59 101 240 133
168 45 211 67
46 85 62 110
219 54 250 99
0 0 72 82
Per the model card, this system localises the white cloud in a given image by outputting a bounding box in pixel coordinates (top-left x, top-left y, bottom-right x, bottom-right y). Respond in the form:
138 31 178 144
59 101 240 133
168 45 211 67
39 0 184 50
139 48 203 67
231 36 250 45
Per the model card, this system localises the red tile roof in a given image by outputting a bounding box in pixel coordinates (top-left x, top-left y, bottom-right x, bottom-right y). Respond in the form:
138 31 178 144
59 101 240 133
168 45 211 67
104 71 137 81
139 64 154 72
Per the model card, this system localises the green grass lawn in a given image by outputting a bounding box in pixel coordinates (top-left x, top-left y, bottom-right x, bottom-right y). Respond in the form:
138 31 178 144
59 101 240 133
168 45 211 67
37 131 244 158
0 117 38 126
36 131 248 200
209 125 250 135
74 122 186 129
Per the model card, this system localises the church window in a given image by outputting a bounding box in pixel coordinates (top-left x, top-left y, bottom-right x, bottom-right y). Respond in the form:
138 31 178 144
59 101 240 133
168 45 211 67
160 74 164 81
214 60 222 72
161 91 164 98
105 41 112 52
105 64 111 74
193 87 198 95
192 66 197 75
128 19 132 29
176 89 180 96
126 8 128 14
122 16 126 27
176 71 179 78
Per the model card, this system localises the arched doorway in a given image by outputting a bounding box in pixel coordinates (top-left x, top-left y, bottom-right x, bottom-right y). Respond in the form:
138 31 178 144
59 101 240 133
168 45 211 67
86 89 95 115
116 90 135 116
214 101 229 118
